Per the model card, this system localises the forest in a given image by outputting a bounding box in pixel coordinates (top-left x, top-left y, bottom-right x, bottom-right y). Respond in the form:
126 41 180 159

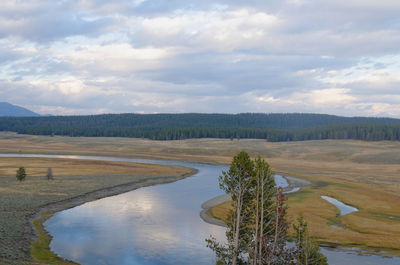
0 113 399 142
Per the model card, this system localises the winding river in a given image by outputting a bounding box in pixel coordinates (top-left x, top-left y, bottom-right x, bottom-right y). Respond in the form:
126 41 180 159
1 154 399 265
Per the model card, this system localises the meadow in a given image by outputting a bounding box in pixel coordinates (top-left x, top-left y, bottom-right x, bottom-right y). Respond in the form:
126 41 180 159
0 132 399 262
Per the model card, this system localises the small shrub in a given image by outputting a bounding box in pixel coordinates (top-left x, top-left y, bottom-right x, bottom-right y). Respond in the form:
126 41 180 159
16 167 26 182
46 167 54 180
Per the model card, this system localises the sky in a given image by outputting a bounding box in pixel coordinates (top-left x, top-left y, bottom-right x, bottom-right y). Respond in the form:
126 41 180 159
0 0 400 117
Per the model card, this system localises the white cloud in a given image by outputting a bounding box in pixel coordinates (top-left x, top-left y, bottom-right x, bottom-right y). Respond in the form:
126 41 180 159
305 88 356 106
366 103 400 116
256 96 279 103
56 43 172 74
0 0 400 117
135 8 279 51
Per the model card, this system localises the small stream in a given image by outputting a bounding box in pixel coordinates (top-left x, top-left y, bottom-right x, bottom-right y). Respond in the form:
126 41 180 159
1 154 399 265
321 195 358 216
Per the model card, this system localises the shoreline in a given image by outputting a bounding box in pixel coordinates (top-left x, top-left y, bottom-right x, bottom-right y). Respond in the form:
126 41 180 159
283 175 311 192
200 194 230 227
1 146 396 262
199 175 400 259
200 174 311 228
28 169 198 265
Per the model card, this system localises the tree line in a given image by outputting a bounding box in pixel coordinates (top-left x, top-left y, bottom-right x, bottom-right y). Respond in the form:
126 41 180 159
0 113 399 141
207 152 327 265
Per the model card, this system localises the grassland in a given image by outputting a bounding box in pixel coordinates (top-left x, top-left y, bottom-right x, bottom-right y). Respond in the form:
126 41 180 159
0 132 400 260
0 153 193 264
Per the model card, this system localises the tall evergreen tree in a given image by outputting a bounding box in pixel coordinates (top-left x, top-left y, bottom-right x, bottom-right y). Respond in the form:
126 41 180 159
293 216 328 265
251 157 276 265
207 152 327 265
261 188 294 265
223 151 255 265
207 151 255 265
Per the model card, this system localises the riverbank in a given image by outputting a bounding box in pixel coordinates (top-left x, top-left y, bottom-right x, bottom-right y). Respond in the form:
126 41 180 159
201 176 400 260
200 194 230 227
200 175 311 227
30 173 197 265
1 133 400 257
0 156 196 265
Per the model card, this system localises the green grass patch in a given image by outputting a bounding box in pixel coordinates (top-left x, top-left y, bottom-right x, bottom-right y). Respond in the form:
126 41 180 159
368 212 400 222
287 189 312 203
326 215 341 227
31 211 77 265
330 182 353 189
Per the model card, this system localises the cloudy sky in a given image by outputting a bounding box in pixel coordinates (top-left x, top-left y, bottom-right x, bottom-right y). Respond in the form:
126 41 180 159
1 0 400 117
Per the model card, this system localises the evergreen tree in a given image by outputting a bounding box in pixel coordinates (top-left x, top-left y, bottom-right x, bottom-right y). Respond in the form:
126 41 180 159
207 152 327 265
0 113 399 141
224 151 255 265
293 216 328 265
207 151 255 265
251 157 276 265
16 167 26 182
261 188 295 265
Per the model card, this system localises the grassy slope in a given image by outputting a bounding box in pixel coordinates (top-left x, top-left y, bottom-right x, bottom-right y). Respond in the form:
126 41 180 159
0 133 399 256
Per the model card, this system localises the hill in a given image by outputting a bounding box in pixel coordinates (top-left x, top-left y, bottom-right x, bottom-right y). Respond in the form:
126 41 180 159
0 102 40 117
0 113 399 141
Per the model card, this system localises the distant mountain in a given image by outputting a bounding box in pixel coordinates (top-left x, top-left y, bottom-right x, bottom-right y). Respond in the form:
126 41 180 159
0 102 40 117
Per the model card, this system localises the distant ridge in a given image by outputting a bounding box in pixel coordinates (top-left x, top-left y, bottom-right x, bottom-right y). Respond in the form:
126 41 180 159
0 102 40 117
0 113 400 142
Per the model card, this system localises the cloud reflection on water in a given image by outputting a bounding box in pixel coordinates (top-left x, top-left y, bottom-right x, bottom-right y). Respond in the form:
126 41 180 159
46 165 227 265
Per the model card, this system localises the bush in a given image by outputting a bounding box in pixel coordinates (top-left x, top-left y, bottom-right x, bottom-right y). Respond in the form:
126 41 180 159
46 167 54 180
16 167 26 182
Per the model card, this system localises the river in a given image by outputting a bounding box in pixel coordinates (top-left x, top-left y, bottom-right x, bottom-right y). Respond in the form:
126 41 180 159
1 154 399 265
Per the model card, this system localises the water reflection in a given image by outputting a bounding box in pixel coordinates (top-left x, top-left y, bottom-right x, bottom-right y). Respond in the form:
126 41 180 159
46 163 228 265
273 174 289 188
322 248 399 265
1 154 399 264
321 195 358 216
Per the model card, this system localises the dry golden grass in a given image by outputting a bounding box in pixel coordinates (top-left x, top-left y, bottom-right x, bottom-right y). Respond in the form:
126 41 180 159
286 183 400 251
211 181 400 253
1 132 400 254
0 157 189 177
209 201 232 221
